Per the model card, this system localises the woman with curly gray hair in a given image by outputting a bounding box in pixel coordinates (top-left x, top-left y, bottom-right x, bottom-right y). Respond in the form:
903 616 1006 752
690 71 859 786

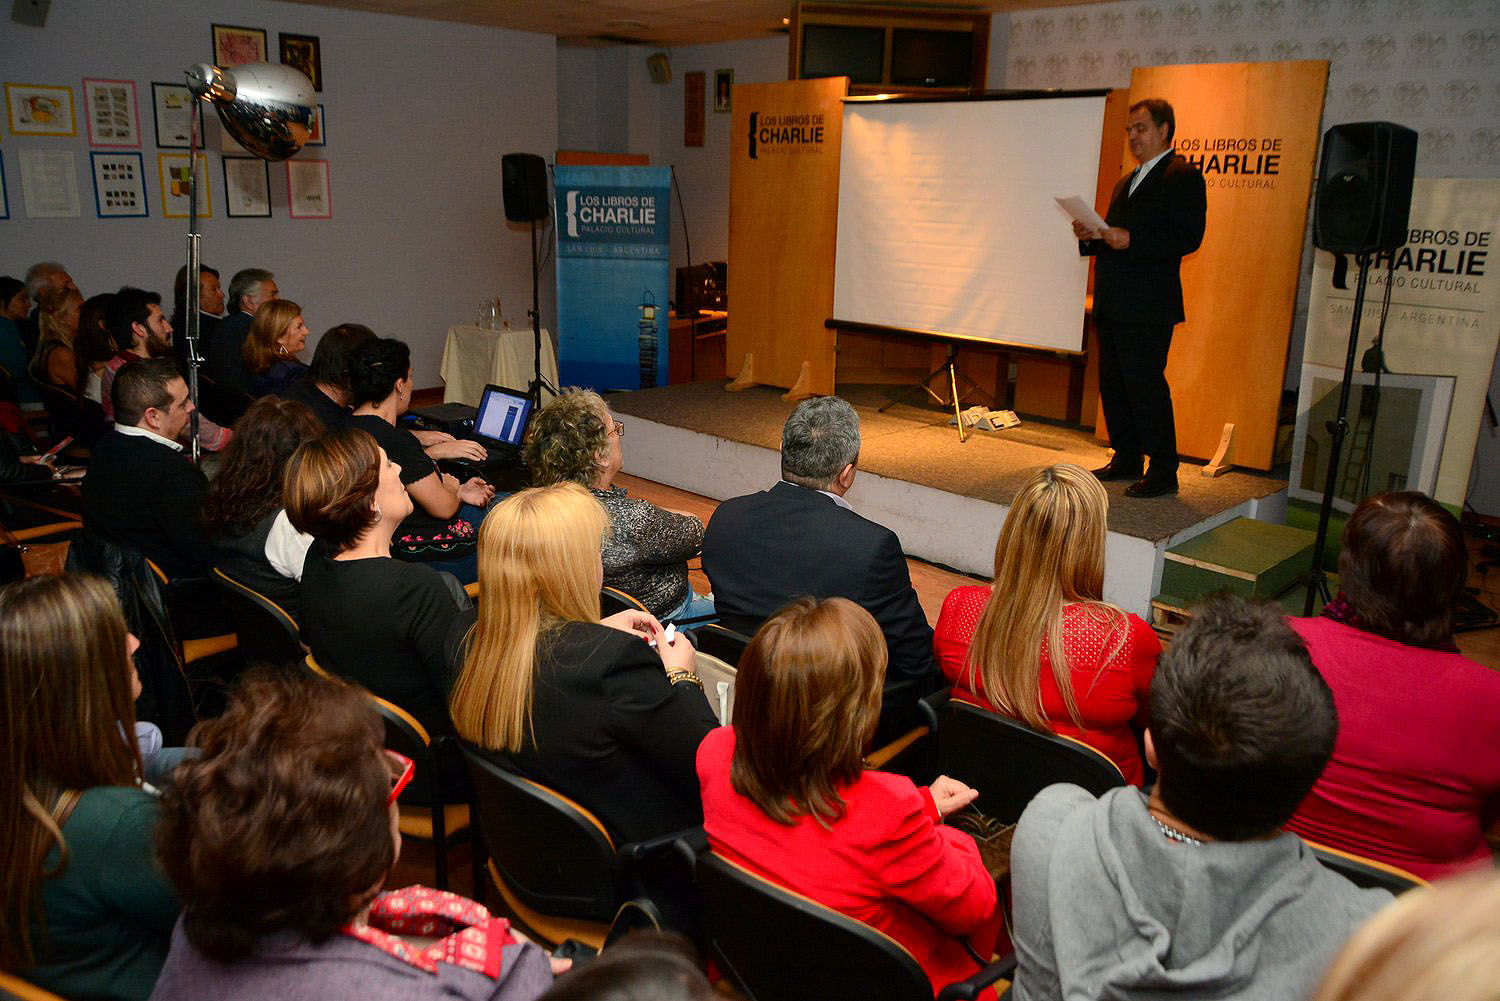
525 389 713 621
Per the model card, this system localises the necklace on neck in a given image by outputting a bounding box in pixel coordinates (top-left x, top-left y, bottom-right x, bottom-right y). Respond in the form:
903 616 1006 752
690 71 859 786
1153 815 1203 846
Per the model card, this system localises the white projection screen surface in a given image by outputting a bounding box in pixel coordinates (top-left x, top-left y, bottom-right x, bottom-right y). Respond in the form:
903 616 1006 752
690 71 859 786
833 96 1107 353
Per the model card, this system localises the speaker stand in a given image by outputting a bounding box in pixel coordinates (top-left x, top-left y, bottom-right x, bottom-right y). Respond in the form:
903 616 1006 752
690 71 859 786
1302 253 1372 615
526 216 557 405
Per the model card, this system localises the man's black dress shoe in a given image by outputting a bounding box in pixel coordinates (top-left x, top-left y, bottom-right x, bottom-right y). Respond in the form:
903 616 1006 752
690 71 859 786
1092 461 1144 482
1125 476 1179 498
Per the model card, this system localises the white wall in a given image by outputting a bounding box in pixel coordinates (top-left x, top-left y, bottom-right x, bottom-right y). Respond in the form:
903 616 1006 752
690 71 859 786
0 0 557 387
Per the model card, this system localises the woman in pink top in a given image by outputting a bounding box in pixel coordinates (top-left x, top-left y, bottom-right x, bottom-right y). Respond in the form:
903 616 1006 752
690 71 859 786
1286 491 1500 880
933 464 1160 785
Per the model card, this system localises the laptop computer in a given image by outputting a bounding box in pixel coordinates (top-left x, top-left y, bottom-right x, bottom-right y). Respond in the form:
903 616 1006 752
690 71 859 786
446 383 535 490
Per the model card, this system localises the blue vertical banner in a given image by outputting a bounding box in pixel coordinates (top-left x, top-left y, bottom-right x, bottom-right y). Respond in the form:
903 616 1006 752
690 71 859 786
554 166 672 390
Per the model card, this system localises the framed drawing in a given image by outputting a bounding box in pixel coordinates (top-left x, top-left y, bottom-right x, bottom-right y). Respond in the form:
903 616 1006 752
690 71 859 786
151 82 195 148
714 69 733 113
279 33 322 91
212 24 267 67
223 157 271 217
90 151 148 217
158 152 211 218
82 79 140 147
6 83 76 137
305 104 325 146
684 71 705 147
286 159 331 218
0 152 9 220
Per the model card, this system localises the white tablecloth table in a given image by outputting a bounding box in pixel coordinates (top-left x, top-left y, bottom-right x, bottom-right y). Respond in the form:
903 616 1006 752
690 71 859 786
439 324 559 406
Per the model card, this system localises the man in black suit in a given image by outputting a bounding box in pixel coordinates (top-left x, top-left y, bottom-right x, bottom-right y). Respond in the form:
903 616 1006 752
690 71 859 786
206 267 277 394
702 396 941 741
82 356 213 578
1076 98 1206 498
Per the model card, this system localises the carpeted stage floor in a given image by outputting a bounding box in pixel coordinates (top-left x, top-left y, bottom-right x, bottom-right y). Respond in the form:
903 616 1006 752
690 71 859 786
609 381 1287 544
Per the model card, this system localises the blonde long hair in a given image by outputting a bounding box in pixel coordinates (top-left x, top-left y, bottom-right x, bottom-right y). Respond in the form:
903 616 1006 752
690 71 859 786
449 483 609 752
965 463 1126 731
241 298 302 376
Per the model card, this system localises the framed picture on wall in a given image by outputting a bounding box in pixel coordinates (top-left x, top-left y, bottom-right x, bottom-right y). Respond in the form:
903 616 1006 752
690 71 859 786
6 83 76 137
306 104 325 146
90 151 148 217
223 156 271 217
714 69 733 113
18 150 80 217
151 82 194 148
158 151 211 218
82 79 140 147
684 71 705 147
278 33 322 91
287 158 331 219
212 24 268 68
0 152 9 220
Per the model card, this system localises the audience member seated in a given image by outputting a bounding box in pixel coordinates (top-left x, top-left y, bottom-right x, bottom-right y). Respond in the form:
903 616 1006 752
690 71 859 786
168 264 224 371
526 388 711 620
1311 871 1500 1001
206 268 276 394
101 287 232 451
30 285 83 391
0 573 179 1001
242 298 311 397
347 336 493 584
21 261 78 359
150 669 556 1001
76 292 118 404
82 357 213 579
703 396 941 744
1285 491 1500 880
0 275 41 407
448 483 715 844
0 425 59 486
282 322 374 430
1010 594 1391 1001
286 428 470 738
537 932 711 1001
200 397 321 615
933 463 1160 785
698 596 1003 995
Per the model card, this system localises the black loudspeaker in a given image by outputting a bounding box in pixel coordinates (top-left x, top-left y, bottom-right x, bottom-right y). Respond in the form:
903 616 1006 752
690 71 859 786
502 153 549 223
11 0 51 27
1313 122 1418 254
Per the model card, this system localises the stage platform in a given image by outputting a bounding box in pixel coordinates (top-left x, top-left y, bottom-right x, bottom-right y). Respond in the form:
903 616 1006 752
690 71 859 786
610 381 1289 616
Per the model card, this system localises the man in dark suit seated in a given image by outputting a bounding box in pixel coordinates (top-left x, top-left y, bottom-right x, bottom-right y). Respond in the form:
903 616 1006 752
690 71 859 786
206 267 277 395
1074 97 1207 499
82 356 213 579
702 396 942 742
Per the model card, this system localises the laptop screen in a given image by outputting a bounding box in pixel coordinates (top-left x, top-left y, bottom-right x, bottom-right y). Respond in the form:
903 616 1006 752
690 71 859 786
473 385 533 447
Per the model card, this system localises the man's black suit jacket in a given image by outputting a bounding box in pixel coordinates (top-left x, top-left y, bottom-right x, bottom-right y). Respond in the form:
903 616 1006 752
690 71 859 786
702 481 940 732
1082 150 1207 325
82 430 212 579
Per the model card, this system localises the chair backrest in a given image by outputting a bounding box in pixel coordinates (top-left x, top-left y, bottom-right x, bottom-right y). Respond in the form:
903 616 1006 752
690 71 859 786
210 567 302 667
600 586 648 617
697 852 934 1001
459 742 622 923
937 700 1125 824
1307 841 1428 894
0 969 71 1001
693 650 737 725
691 623 752 666
371 693 448 806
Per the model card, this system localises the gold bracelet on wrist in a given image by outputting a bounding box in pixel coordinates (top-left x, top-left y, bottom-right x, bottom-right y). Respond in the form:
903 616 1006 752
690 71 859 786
666 669 703 690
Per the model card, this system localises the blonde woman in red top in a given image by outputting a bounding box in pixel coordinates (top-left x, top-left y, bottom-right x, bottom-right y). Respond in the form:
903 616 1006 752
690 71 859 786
932 463 1160 785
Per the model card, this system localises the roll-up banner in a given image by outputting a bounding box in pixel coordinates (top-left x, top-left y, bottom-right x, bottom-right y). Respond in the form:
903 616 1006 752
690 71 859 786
554 165 673 391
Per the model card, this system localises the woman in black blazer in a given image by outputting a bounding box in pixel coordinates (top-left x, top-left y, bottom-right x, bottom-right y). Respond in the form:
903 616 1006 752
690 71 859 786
447 483 716 844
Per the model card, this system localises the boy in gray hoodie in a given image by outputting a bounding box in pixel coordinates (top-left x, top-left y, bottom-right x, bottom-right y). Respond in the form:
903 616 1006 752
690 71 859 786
1011 594 1391 1001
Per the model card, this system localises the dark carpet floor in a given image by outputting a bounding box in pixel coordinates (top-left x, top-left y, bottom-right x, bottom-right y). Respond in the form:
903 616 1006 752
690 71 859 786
609 381 1288 543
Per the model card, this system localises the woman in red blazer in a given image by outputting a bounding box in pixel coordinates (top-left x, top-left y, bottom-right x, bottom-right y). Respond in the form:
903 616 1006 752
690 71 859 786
933 464 1159 784
698 597 1004 995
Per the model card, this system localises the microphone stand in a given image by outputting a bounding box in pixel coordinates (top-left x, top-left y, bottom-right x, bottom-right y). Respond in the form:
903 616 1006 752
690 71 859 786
526 214 557 404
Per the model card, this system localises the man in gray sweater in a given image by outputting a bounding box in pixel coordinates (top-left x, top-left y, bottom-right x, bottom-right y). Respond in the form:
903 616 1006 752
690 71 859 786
1010 594 1392 1001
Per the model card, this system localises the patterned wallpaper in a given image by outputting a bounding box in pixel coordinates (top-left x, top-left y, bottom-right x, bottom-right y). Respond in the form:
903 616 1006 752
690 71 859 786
1001 0 1500 179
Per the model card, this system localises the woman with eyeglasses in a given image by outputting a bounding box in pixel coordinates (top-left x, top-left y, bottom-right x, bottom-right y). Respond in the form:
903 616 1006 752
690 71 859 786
0 573 179 1001
151 669 558 1001
525 389 712 621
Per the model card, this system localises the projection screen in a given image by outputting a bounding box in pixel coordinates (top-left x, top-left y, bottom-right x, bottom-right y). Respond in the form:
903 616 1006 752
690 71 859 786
833 94 1108 354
